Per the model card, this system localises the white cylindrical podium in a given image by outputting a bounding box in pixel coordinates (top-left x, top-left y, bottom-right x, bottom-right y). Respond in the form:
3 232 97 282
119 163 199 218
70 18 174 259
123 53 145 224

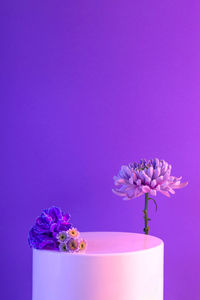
32 232 164 300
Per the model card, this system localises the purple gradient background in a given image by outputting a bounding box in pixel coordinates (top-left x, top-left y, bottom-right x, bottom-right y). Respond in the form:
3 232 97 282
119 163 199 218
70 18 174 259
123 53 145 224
1 1 199 299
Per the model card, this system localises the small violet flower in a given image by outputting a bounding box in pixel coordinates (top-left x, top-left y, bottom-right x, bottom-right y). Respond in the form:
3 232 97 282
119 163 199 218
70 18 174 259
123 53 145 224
78 239 87 251
67 238 79 252
66 228 80 238
59 243 68 252
56 231 68 243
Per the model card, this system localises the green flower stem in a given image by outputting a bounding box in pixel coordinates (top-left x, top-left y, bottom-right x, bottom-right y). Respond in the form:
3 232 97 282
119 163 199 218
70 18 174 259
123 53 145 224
143 193 150 234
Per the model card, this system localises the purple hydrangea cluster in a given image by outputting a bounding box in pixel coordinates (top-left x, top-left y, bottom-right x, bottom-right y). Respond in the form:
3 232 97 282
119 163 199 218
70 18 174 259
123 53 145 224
28 206 72 250
112 158 188 200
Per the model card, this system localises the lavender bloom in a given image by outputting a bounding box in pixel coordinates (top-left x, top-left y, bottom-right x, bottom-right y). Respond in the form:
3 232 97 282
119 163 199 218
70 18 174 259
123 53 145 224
112 158 188 200
66 228 80 238
67 238 79 252
56 231 68 242
78 239 87 251
59 243 68 252
28 206 72 250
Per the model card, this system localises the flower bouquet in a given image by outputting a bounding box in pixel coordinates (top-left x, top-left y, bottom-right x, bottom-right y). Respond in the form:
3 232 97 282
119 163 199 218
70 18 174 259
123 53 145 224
28 206 87 252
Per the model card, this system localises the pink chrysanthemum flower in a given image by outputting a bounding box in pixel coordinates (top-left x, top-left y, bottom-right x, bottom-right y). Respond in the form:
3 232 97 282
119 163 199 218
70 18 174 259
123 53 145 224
112 158 188 200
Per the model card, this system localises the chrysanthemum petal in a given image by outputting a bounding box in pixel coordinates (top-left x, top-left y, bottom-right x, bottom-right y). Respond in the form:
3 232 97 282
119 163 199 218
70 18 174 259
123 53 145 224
154 167 161 178
147 166 153 178
150 189 157 196
159 190 170 197
142 186 151 193
156 176 164 184
119 165 132 179
168 187 175 194
115 178 127 185
151 179 157 188
172 181 188 189
143 174 151 184
123 196 131 200
112 189 127 197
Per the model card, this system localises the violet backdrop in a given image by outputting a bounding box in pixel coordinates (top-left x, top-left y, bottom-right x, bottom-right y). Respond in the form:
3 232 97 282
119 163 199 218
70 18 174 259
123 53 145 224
1 1 199 299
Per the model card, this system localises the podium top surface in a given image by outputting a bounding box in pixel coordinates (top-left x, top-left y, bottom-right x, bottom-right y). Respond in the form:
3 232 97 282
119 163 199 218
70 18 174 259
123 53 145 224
78 231 163 255
34 232 163 256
